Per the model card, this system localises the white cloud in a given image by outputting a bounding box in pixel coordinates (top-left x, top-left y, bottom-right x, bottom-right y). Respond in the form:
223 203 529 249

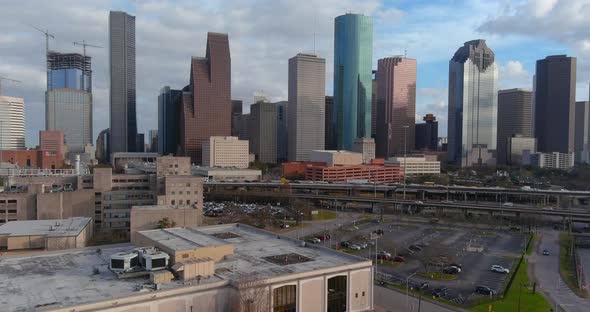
498 60 532 89
528 0 558 17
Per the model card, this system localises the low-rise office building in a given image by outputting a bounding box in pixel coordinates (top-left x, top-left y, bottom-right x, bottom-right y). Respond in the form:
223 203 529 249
311 150 363 166
0 217 92 251
192 167 261 182
202 136 249 169
0 223 374 312
306 164 403 183
528 152 574 170
384 155 441 176
352 138 376 164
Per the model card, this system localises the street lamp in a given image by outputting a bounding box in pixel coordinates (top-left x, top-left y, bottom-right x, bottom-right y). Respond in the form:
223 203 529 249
403 126 409 200
406 271 417 310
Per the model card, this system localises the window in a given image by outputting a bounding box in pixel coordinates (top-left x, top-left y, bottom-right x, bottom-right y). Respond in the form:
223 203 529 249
186 183 191 187
171 200 175 205
327 276 347 312
362 291 365 297
273 285 296 312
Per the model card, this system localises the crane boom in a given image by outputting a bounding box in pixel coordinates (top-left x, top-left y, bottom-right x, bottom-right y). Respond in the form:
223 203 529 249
0 76 22 96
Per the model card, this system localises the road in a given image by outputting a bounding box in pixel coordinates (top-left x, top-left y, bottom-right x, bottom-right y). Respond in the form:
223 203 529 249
280 211 361 240
530 230 590 312
374 285 466 312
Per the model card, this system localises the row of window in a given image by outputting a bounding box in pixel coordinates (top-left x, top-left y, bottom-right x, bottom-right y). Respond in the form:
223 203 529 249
171 199 194 205
170 191 199 195
0 210 17 213
113 178 149 183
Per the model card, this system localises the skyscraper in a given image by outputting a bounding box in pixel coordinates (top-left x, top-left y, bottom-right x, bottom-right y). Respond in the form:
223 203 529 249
0 95 25 150
231 100 243 137
415 114 438 151
324 96 335 150
96 128 110 163
333 13 373 150
46 52 93 153
371 70 377 138
250 101 277 163
276 101 288 162
109 11 137 154
534 55 576 154
288 53 325 161
136 133 145 152
181 32 231 164
148 129 158 153
375 56 417 158
158 86 182 155
448 40 498 167
574 101 590 163
496 89 533 165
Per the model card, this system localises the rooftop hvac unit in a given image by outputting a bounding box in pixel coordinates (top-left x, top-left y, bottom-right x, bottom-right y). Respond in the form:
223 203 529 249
109 252 139 272
135 247 169 271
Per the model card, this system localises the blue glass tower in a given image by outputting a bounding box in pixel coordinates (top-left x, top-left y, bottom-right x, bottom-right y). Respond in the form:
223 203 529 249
333 13 373 151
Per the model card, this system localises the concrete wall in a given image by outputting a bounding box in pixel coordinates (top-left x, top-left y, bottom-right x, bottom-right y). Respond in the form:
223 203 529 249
36 190 95 220
0 193 36 223
130 207 202 243
172 245 234 264
6 235 45 250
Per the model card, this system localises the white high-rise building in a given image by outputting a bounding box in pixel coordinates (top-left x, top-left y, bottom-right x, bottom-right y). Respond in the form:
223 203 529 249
0 95 25 150
288 53 325 161
202 136 249 169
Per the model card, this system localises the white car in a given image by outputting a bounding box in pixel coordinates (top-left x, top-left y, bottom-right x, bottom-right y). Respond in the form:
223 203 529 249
502 202 514 207
359 242 368 249
349 244 362 250
307 238 321 244
491 265 509 274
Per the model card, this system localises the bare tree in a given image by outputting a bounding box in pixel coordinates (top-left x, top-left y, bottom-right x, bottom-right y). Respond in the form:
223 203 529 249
232 272 270 312
415 244 455 273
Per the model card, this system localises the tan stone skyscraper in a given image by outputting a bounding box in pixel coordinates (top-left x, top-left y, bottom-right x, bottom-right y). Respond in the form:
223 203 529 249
375 57 417 158
181 33 231 164
288 53 325 161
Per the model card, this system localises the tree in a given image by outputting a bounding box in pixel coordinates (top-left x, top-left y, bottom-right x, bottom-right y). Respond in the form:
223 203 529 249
232 272 270 312
157 217 176 229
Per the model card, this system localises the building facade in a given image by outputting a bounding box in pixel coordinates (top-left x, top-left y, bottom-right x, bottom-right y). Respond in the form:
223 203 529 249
529 152 574 170
333 13 373 151
288 53 326 161
231 100 242 137
109 11 137 154
306 164 403 183
136 133 145 152
507 135 537 165
148 130 158 153
324 96 335 150
448 40 498 167
250 101 277 163
158 87 182 156
352 137 375 164
376 57 417 158
275 101 288 162
46 52 93 153
181 33 231 164
202 136 249 169
311 150 363 167
0 95 25 150
384 155 441 176
496 89 533 165
39 130 65 160
415 114 438 151
574 101 590 163
534 55 576 154
96 129 110 163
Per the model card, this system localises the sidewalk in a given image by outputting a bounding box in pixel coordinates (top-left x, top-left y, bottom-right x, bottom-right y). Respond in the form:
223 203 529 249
374 285 468 312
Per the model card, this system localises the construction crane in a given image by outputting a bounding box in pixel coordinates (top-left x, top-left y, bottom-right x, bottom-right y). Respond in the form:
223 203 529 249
32 26 55 55
73 40 103 58
0 76 21 96
73 40 102 91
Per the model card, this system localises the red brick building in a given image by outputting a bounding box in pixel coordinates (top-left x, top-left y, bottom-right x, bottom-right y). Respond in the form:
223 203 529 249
0 150 63 169
39 130 65 160
283 162 325 177
305 165 403 183
181 32 231 164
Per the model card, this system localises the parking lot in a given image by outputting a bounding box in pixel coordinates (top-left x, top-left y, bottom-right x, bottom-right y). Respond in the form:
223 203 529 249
311 219 528 306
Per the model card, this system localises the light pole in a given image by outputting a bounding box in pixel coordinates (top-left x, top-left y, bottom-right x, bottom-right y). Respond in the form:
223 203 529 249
403 126 409 200
406 271 417 310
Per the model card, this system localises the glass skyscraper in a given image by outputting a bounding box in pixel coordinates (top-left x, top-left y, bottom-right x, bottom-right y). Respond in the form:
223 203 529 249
109 11 137 153
448 40 498 167
45 52 92 153
158 86 182 156
333 13 373 151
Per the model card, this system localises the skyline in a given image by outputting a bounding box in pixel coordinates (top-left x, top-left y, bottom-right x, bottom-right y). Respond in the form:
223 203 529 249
1 0 589 147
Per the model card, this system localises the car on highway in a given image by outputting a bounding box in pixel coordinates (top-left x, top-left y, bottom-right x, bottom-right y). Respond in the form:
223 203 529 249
475 285 496 296
502 202 514 207
349 244 362 250
542 249 550 256
415 200 424 204
491 265 510 274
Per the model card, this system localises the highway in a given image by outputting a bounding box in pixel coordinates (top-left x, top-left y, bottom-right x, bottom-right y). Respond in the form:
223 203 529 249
205 190 590 222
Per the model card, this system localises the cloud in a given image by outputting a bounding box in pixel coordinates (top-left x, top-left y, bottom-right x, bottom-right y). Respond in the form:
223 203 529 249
498 60 532 89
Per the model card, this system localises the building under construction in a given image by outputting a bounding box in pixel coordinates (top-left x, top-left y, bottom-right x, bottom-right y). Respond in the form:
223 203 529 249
47 51 92 91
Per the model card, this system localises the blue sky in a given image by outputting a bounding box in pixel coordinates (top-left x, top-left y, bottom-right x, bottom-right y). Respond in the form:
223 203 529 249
0 0 589 146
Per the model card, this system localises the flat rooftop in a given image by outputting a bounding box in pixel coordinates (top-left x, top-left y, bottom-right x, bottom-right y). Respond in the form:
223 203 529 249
138 227 229 250
0 224 370 311
0 217 91 237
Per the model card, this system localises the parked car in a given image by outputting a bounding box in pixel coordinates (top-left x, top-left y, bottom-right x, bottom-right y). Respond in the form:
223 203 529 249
412 282 429 291
316 234 331 241
475 286 495 296
349 244 362 250
409 245 422 252
542 249 550 256
443 266 461 274
491 265 510 274
358 242 368 249
377 254 391 260
393 256 406 263
430 286 448 298
377 251 392 258
280 223 290 229
340 241 351 248
307 237 321 244
373 229 384 235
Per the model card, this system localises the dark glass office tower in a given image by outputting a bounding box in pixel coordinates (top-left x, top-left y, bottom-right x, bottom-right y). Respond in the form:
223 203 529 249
448 40 498 167
158 86 182 155
415 114 438 151
109 11 137 153
534 55 576 154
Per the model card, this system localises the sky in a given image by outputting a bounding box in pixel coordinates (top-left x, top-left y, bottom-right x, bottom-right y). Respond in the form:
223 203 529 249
0 0 589 147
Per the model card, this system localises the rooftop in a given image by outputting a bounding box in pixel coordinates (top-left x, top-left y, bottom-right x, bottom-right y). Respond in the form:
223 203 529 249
0 217 91 237
138 227 230 250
